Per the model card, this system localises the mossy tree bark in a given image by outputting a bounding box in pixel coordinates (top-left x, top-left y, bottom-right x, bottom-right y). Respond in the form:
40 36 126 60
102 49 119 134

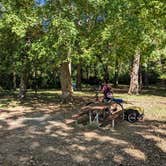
19 67 29 99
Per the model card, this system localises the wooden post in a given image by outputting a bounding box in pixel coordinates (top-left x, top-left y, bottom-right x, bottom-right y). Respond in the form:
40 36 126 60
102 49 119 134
112 119 115 128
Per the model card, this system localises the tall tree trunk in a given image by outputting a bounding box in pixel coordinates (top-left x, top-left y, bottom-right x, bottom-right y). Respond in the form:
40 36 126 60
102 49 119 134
114 56 119 87
128 50 141 95
76 61 82 90
19 37 30 99
19 70 28 99
60 61 73 102
13 71 17 90
34 69 38 94
139 65 143 92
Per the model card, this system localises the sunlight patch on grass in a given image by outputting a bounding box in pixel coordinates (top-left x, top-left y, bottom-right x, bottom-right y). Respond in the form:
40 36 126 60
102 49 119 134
47 121 74 131
72 154 89 162
123 148 146 161
6 118 26 130
143 134 162 142
113 155 124 165
74 91 94 97
71 144 86 151
27 90 61 94
84 132 128 145
30 142 40 150
157 141 166 153
135 130 166 153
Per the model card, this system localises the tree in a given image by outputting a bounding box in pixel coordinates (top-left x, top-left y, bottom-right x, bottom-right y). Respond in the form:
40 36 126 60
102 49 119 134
128 50 141 94
0 0 165 98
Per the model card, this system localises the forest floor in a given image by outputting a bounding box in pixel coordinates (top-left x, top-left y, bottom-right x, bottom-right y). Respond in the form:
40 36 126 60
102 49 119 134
0 86 166 166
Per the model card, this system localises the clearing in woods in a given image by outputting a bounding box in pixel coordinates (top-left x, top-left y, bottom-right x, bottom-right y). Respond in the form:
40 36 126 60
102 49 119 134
0 87 166 166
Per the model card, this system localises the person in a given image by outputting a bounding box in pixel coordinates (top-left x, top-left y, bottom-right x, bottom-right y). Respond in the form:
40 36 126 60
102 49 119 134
99 81 125 114
100 81 124 104
101 82 113 102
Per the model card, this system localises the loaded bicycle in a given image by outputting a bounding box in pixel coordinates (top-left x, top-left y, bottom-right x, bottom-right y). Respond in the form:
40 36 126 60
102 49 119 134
72 90 144 127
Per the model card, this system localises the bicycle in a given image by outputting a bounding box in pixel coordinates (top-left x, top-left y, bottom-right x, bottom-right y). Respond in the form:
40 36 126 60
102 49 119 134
72 91 144 126
83 91 125 125
84 91 144 124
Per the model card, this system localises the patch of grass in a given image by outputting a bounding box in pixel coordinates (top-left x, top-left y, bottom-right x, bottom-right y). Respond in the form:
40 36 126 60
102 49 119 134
0 88 165 122
113 93 166 121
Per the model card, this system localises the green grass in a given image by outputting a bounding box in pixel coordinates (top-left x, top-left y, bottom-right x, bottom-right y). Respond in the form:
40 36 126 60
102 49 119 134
114 93 166 121
0 88 165 121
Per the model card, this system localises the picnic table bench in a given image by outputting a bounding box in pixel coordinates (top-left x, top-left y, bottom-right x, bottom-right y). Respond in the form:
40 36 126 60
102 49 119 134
72 102 124 128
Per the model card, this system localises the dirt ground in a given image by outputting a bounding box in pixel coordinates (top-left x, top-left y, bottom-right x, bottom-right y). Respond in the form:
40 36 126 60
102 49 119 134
0 90 166 166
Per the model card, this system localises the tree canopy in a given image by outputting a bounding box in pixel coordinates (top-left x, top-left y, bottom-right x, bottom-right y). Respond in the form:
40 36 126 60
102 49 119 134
0 0 165 97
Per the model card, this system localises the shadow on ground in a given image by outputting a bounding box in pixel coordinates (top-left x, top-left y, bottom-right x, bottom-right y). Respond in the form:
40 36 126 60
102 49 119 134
0 105 166 166
0 89 166 165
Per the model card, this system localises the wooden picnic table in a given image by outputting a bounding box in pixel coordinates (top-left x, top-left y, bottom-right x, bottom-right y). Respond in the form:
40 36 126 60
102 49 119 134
72 102 124 128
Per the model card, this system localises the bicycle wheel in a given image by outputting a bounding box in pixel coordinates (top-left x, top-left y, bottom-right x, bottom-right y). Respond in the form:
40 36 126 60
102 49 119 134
125 109 139 123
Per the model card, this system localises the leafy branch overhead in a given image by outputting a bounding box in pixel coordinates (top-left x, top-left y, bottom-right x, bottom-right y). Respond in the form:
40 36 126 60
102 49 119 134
0 0 165 96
